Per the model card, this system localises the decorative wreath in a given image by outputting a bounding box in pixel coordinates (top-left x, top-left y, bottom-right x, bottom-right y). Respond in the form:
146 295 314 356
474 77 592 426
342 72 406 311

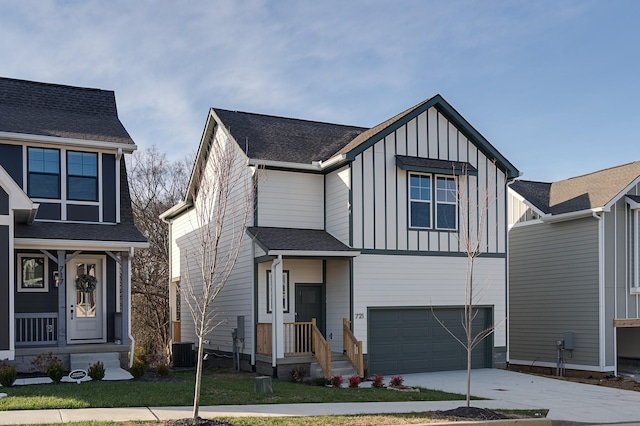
75 274 98 292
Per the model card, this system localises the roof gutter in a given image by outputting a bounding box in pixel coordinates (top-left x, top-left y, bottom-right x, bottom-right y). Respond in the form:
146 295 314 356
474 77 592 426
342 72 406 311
315 154 348 170
160 200 191 222
0 131 137 153
540 207 604 224
247 158 321 171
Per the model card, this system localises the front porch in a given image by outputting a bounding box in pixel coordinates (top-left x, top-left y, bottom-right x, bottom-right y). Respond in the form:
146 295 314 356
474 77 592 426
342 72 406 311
256 318 363 379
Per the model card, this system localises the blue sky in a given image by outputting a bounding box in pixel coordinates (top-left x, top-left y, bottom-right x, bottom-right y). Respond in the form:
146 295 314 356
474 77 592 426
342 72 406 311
1 0 638 182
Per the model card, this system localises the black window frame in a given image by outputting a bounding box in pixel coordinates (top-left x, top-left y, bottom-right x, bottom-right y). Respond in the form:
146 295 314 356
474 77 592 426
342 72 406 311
67 151 98 201
27 147 61 199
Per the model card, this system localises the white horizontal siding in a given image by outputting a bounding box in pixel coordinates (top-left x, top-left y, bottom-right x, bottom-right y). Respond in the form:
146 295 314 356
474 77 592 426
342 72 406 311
325 166 350 244
352 254 506 353
325 259 350 348
171 126 255 354
257 170 323 229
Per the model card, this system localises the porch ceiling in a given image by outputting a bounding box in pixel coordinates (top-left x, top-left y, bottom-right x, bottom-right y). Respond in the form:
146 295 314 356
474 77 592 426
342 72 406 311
247 226 359 258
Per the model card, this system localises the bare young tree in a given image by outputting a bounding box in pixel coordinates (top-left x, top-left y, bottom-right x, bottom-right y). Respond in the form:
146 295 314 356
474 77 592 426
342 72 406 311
128 147 190 359
181 136 255 419
433 164 505 407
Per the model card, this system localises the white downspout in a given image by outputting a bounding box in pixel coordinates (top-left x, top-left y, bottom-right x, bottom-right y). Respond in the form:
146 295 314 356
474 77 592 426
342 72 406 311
271 255 283 374
593 211 606 372
128 247 136 368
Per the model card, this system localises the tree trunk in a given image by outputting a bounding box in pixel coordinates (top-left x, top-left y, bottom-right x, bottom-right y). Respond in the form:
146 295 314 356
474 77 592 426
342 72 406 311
192 334 205 419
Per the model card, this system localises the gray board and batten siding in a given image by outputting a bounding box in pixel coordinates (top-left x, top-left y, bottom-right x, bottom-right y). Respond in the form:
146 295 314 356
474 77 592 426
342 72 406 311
509 216 600 368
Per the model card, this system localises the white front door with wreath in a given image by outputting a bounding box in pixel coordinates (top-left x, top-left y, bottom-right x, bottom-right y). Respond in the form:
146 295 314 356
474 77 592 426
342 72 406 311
66 255 106 343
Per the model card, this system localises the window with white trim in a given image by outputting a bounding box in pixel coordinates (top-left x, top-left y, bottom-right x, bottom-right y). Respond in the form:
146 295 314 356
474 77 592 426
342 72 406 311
17 254 48 293
27 147 60 199
409 174 431 228
409 173 458 230
436 176 458 230
67 151 98 201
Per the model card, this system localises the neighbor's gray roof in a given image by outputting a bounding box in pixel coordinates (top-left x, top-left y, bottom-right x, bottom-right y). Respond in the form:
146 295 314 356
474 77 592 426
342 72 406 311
247 226 356 253
510 161 640 215
213 108 367 163
15 159 146 243
0 77 134 144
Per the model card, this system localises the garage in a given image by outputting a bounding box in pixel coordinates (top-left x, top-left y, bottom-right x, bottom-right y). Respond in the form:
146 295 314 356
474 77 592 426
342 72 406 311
368 307 493 375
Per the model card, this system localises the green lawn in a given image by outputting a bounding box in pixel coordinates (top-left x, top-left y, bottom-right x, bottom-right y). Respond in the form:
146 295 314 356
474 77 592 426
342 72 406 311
0 370 467 411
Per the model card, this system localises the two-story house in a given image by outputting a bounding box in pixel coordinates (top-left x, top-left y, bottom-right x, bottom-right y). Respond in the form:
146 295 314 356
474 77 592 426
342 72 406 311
162 95 519 378
0 77 146 372
509 162 640 375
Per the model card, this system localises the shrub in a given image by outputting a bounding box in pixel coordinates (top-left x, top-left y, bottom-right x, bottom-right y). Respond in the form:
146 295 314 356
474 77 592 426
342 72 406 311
0 363 17 387
330 375 344 387
371 374 385 388
129 358 147 379
46 358 65 383
311 377 330 386
348 374 361 388
88 361 105 381
157 364 170 377
389 375 404 387
289 366 306 382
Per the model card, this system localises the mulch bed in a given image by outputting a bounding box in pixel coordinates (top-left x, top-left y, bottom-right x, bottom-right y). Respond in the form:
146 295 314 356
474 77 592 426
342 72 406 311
157 419 235 426
434 406 509 421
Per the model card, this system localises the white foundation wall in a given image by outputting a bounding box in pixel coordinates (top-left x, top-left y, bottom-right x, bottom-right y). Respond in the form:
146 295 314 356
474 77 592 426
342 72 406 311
351 254 506 352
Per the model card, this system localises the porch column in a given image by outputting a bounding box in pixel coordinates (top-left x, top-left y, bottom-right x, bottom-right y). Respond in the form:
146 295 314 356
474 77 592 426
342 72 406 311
121 251 131 346
271 255 284 369
57 250 66 346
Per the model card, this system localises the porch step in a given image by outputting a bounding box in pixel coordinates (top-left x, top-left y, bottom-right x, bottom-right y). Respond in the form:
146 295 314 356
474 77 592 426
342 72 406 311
69 352 132 381
310 353 357 379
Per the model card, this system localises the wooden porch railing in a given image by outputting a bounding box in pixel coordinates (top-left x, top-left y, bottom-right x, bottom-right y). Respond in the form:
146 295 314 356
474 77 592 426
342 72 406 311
256 320 332 379
15 313 58 346
343 318 364 378
312 319 331 379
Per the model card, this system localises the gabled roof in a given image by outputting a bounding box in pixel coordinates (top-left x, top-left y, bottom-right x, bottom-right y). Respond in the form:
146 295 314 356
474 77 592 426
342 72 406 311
0 77 135 146
212 108 366 164
211 95 519 179
510 161 640 215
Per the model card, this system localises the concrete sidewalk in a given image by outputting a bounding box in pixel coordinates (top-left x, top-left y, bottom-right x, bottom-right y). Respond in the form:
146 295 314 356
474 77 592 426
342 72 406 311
1 368 639 424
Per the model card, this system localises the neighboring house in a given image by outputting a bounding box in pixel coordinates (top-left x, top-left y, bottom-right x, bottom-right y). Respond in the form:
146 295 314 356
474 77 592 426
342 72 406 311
508 162 640 374
0 77 146 371
162 95 519 378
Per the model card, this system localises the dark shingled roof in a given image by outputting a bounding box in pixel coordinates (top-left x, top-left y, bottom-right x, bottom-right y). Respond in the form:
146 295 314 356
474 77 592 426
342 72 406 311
510 161 640 215
247 227 356 253
213 108 367 163
15 158 146 243
0 77 134 144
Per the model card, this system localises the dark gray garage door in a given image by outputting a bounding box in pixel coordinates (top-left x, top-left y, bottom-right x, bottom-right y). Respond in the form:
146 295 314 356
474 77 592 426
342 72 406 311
368 307 492 375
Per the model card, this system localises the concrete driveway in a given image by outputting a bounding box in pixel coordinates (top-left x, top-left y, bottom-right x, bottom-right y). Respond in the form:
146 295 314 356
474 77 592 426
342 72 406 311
400 369 640 424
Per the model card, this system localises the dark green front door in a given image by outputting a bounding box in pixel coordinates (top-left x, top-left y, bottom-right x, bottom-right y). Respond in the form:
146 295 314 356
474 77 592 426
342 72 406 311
295 283 324 334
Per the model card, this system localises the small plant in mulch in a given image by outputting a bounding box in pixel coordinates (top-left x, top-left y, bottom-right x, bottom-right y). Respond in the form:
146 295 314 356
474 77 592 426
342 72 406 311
371 373 385 388
130 358 147 379
436 407 509 421
310 376 330 386
0 361 17 387
348 374 361 388
88 361 105 381
31 352 65 383
389 375 404 387
157 364 170 377
330 374 344 387
289 366 306 382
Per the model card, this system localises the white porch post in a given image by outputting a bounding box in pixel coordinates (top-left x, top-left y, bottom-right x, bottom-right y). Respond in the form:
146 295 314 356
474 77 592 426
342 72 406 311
271 255 284 370
121 251 131 346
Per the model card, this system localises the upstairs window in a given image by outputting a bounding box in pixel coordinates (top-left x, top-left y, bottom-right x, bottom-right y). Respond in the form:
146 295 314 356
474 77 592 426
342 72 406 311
436 176 457 230
409 174 431 228
28 147 60 198
67 151 98 201
409 173 458 231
